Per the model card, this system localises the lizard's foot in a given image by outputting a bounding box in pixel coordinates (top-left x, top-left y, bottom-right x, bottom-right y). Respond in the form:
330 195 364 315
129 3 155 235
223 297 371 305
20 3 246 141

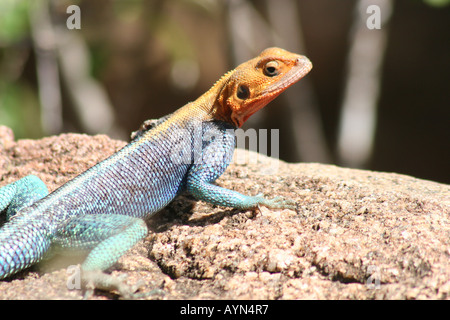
82 270 163 299
254 193 297 210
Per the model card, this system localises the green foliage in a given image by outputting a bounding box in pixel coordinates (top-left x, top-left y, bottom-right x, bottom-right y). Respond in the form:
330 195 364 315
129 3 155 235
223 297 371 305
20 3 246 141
423 0 450 7
0 0 30 44
0 82 43 139
0 0 42 139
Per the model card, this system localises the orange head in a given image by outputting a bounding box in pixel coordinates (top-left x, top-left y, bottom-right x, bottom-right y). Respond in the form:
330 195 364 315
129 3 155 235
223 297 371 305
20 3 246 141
211 47 312 127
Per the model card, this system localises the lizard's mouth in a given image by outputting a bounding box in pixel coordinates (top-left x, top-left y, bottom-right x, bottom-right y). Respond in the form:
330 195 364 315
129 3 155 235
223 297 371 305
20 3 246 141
232 56 312 127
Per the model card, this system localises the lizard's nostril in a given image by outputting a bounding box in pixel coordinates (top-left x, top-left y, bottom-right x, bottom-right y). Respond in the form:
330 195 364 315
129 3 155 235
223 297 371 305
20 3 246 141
296 56 313 71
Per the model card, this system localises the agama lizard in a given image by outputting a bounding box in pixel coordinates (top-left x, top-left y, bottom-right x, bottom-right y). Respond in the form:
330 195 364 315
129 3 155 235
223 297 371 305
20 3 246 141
0 47 312 298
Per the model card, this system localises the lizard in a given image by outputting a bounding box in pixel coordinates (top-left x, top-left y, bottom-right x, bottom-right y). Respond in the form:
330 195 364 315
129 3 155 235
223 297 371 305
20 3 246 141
0 47 312 298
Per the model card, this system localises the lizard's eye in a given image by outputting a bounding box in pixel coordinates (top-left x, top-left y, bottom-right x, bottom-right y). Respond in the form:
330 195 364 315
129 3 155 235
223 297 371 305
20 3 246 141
263 61 279 77
237 84 250 99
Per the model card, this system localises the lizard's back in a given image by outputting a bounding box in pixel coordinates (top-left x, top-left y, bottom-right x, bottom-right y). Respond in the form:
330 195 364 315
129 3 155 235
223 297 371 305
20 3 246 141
34 107 203 227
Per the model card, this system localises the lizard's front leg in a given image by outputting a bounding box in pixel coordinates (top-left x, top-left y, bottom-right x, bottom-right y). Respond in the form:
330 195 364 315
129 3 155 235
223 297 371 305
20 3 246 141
187 175 296 210
185 122 296 211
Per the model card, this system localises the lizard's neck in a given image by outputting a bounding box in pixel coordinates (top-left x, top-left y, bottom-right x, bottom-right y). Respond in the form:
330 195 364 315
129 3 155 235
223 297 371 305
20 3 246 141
190 70 233 123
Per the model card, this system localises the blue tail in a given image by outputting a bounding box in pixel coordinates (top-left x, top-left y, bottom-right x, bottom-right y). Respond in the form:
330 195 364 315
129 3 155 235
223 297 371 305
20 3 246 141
0 216 51 279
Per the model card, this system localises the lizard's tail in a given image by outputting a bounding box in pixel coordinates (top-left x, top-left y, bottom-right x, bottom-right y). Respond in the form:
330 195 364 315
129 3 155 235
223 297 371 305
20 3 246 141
0 217 51 279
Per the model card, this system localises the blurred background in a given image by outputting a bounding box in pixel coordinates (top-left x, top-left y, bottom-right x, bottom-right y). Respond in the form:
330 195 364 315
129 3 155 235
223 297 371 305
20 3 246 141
0 0 449 183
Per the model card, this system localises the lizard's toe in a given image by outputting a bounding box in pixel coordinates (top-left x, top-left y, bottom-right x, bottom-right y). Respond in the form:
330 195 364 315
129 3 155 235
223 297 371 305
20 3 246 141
260 196 297 210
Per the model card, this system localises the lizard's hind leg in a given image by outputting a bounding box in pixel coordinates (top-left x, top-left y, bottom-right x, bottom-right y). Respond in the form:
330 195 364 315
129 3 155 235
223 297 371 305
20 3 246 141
0 175 49 220
53 214 150 298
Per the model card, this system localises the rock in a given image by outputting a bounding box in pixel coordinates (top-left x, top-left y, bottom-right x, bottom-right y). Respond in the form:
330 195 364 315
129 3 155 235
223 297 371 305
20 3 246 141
0 126 448 299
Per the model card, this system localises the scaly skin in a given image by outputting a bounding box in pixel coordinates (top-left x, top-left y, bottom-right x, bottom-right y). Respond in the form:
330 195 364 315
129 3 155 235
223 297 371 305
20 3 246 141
0 47 312 298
